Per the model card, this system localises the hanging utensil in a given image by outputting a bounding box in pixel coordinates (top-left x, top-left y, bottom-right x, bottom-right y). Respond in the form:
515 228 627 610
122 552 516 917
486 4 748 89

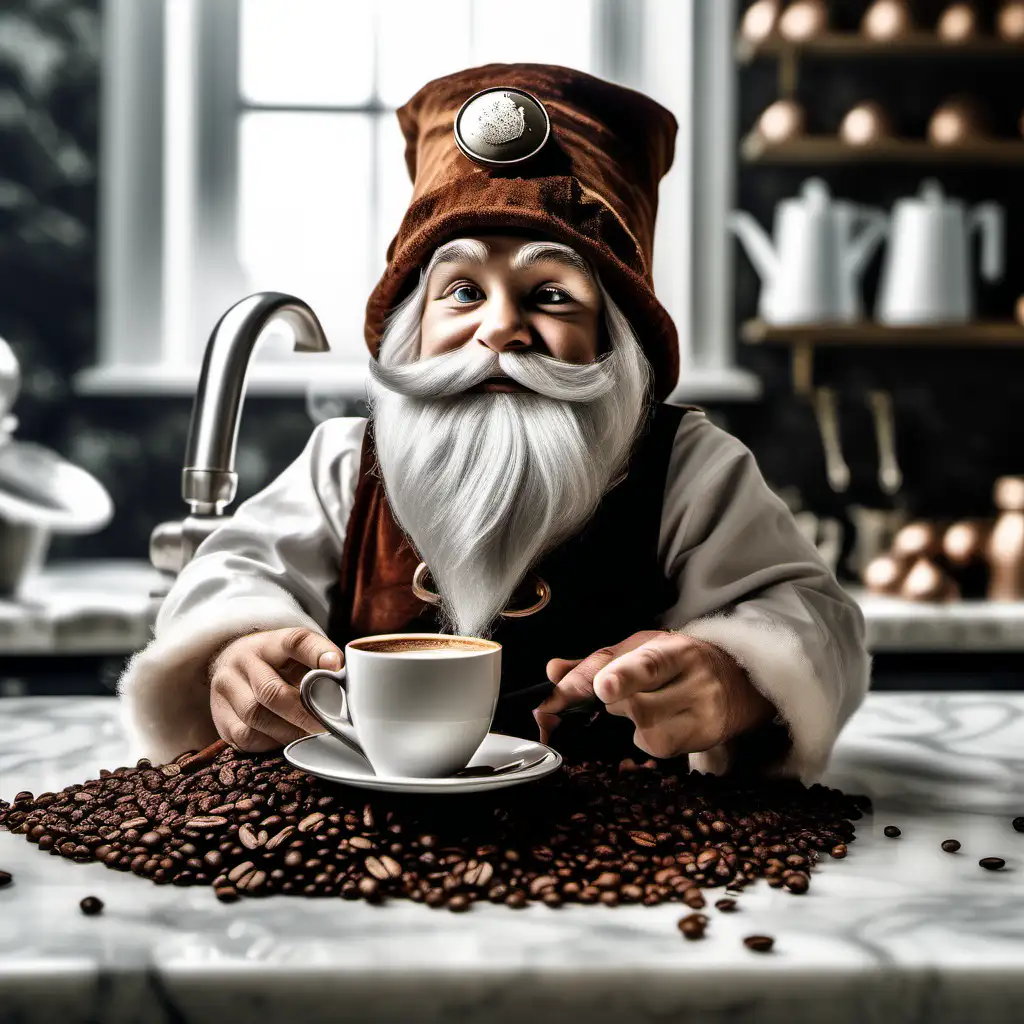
867 389 903 495
812 387 850 492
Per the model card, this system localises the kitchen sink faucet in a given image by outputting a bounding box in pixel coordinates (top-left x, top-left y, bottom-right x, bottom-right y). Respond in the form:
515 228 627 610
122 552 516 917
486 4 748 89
148 292 330 597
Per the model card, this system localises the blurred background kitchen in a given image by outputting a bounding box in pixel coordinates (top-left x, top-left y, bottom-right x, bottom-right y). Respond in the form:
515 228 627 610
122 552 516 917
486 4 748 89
2 0 1024 701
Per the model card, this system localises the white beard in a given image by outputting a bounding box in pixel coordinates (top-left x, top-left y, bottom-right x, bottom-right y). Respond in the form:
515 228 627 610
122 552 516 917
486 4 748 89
366 343 649 640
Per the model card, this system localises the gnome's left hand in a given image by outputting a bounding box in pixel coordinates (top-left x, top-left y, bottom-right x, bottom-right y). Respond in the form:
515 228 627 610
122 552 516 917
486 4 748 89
534 629 776 759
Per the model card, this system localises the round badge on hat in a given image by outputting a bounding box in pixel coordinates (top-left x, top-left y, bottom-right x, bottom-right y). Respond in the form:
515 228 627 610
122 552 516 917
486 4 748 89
454 86 551 167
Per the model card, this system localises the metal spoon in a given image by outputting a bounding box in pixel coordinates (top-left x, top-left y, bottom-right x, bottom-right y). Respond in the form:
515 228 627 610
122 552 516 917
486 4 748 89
454 754 548 778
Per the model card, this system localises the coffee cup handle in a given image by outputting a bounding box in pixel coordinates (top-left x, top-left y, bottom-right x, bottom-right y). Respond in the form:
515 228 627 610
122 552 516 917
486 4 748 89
298 667 370 765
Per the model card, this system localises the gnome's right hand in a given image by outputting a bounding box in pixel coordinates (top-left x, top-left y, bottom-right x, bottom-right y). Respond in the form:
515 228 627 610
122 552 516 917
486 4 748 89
208 627 344 752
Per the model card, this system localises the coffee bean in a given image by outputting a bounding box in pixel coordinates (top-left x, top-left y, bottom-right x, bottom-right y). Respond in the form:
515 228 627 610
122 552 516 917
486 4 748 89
1013 818 1024 834
349 836 373 850
830 844 848 859
227 861 256 883
941 840 961 854
883 826 901 838
744 935 774 953
447 893 470 913
682 888 706 910
715 898 737 912
186 816 228 830
784 872 809 894
215 886 239 903
528 875 558 896
980 857 1006 871
297 813 326 833
678 913 708 940
463 861 494 888
628 830 656 848
0 870 12 888
79 896 104 916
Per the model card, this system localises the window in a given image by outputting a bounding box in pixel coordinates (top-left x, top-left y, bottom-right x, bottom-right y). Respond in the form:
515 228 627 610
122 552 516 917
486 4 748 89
79 0 759 402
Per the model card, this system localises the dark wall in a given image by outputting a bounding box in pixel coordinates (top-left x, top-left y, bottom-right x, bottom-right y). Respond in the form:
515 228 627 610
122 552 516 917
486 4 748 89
2 0 1021 574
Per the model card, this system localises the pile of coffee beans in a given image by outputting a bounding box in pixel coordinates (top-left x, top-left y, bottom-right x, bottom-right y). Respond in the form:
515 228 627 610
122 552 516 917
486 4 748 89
0 740 872 911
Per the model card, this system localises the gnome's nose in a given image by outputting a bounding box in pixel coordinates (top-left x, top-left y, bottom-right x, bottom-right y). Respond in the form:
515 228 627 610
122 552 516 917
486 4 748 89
477 326 533 355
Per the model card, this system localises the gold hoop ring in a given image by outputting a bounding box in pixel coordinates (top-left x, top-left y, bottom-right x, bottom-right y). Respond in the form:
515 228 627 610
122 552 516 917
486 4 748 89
411 562 551 618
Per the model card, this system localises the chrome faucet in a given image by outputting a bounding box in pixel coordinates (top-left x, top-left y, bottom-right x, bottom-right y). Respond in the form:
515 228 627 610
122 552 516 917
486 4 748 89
149 292 330 595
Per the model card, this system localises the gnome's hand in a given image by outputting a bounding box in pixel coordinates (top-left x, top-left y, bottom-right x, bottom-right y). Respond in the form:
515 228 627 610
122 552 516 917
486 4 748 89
534 630 776 759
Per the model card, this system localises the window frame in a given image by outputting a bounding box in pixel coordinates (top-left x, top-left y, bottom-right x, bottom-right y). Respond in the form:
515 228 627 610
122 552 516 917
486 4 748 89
79 0 759 402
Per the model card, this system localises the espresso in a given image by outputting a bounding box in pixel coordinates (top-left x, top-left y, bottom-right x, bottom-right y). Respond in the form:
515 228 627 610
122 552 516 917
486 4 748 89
352 637 494 655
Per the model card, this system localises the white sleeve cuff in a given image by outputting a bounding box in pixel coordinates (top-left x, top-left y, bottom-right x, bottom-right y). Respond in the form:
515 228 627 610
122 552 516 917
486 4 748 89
116 595 323 766
677 613 845 783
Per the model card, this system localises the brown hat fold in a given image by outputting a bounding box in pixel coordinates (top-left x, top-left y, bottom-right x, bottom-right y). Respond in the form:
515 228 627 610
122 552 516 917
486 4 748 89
364 63 680 402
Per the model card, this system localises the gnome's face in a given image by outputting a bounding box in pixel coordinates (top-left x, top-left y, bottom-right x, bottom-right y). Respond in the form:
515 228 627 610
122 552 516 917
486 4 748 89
418 232 604 374
366 233 652 641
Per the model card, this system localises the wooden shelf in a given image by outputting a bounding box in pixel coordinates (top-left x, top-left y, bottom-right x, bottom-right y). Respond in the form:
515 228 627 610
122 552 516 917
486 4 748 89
737 31 1024 63
741 321 1024 346
741 135 1024 165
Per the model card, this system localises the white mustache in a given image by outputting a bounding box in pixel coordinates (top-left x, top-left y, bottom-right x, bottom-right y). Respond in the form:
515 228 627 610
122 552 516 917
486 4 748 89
368 344 617 403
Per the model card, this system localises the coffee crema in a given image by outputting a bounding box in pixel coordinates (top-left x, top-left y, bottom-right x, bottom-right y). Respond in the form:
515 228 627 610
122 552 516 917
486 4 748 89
351 637 495 655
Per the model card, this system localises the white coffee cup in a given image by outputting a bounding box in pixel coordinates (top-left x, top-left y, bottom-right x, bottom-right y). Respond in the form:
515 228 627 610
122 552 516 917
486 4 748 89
298 633 501 778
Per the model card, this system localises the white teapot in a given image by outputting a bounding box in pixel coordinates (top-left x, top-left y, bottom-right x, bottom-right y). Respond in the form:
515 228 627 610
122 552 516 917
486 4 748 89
729 178 888 324
876 180 1005 324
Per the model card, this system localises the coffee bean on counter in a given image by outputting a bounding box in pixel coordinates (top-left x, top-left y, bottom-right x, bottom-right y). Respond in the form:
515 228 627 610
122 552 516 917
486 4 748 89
784 872 809 895
0 870 12 888
1012 818 1024 834
883 826 902 838
79 896 104 916
743 935 774 953
677 913 708 940
714 898 737 912
979 858 1006 871
941 840 961 854
830 844 847 859
0 743 867 912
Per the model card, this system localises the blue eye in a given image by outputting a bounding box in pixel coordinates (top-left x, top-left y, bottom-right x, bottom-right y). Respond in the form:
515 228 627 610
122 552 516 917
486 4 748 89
451 285 481 303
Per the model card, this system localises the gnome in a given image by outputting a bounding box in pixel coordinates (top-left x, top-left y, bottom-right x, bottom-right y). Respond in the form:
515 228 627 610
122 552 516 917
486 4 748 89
118 65 869 781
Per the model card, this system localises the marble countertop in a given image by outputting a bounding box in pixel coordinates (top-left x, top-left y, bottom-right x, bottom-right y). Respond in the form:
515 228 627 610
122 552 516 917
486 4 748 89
1 693 1023 1024
7 562 1024 657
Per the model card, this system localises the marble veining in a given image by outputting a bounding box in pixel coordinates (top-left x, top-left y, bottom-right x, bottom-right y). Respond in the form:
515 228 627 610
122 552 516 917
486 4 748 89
1 693 1023 1023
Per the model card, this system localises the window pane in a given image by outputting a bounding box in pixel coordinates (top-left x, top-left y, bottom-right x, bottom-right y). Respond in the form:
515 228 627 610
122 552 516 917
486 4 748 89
240 0 374 106
238 112 373 361
470 0 594 70
376 0 472 109
376 112 414 279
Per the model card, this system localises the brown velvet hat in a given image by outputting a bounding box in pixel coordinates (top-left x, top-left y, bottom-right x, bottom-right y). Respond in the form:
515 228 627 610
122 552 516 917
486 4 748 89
364 63 680 403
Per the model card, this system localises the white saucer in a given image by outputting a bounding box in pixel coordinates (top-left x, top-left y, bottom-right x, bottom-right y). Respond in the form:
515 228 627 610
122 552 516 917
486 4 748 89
283 732 561 793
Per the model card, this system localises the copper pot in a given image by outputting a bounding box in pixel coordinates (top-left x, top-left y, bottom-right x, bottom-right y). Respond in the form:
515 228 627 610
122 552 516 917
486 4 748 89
840 102 894 146
997 2 1024 41
740 0 781 45
778 0 829 41
862 0 914 40
937 3 981 42
900 557 960 602
928 96 989 146
756 99 807 143
892 521 942 560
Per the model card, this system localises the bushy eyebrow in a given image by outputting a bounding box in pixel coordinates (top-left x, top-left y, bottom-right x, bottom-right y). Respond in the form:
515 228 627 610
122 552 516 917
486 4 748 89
427 239 593 280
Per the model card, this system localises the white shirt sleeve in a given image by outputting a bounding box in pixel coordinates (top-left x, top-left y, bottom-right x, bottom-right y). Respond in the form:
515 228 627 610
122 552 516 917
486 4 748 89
656 411 871 782
117 417 367 764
